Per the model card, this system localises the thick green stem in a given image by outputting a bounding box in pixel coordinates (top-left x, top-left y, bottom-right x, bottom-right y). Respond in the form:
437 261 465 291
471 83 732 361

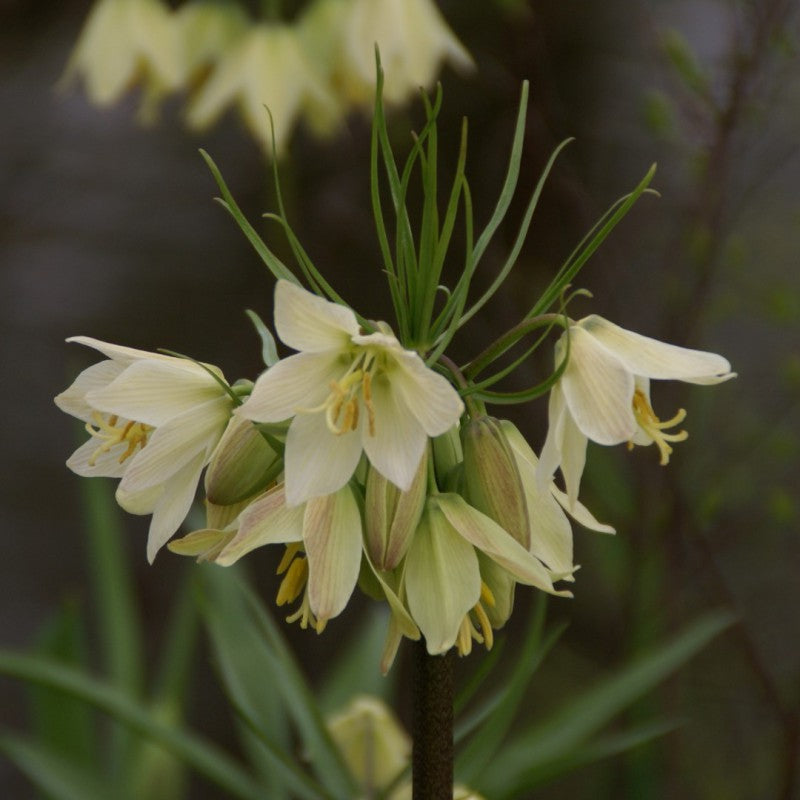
412 642 454 799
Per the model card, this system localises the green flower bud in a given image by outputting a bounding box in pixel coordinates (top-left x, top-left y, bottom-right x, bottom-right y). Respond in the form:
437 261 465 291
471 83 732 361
327 696 410 794
204 416 281 506
432 424 463 489
365 455 427 570
461 416 530 549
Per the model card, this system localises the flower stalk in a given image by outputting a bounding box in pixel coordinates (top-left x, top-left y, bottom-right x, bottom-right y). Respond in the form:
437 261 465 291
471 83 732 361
412 642 454 800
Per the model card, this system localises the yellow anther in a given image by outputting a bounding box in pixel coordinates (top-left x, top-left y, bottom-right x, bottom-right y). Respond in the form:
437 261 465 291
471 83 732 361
472 602 494 651
276 542 303 575
276 556 308 606
456 616 474 657
479 581 496 608
85 411 152 467
631 389 689 466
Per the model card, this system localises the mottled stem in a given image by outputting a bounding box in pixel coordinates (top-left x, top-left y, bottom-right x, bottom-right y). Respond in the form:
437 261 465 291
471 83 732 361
412 641 454 799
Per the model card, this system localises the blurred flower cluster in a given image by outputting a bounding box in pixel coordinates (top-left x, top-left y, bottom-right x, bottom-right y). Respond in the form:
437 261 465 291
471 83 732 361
55 76 734 667
60 0 473 154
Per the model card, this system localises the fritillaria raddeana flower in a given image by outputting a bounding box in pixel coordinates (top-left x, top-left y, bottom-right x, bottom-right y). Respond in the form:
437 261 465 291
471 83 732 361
237 280 465 506
539 315 736 505
54 337 234 562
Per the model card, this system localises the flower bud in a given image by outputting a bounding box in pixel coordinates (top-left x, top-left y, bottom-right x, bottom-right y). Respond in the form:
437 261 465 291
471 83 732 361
204 415 281 506
461 416 530 549
327 695 410 794
365 455 427 570
432 424 463 490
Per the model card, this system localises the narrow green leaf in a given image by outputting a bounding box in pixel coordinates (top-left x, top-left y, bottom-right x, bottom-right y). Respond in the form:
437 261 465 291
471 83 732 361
458 137 573 330
0 653 266 800
203 567 359 799
478 610 735 795
79 477 144 774
528 164 657 319
29 600 96 768
456 608 567 785
499 717 681 797
199 149 297 285
0 735 118 800
245 309 279 368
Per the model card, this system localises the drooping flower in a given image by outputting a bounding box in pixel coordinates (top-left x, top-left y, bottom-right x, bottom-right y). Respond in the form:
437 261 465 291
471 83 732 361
315 0 474 107
185 23 339 155
539 315 735 505
403 493 571 656
54 337 234 561
60 0 183 123
237 281 464 506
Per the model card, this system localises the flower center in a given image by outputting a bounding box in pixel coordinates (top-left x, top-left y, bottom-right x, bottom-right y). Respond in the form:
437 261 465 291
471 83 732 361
299 353 378 437
630 389 688 466
85 411 153 467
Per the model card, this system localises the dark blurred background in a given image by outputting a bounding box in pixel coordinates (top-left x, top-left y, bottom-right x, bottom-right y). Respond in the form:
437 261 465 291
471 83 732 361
1 1 799 797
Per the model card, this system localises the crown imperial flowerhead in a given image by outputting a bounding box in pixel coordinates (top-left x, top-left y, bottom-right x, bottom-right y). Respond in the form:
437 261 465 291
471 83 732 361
237 281 464 506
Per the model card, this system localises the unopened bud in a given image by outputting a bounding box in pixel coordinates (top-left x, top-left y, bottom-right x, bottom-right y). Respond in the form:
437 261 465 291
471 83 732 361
432 424 463 490
461 416 530 549
365 455 427 570
205 416 281 505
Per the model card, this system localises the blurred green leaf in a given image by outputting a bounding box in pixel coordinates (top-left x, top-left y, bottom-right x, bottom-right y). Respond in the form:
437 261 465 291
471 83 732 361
0 734 117 800
0 652 265 800
201 566 358 799
456 599 567 784
79 475 144 774
477 609 735 796
318 606 396 715
245 309 279 368
29 599 96 770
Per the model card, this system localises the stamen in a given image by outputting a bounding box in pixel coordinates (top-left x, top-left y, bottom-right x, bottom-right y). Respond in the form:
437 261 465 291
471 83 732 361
285 590 317 630
276 542 303 575
85 411 152 467
362 372 376 436
276 556 308 606
631 390 689 466
472 602 494 651
479 581 496 608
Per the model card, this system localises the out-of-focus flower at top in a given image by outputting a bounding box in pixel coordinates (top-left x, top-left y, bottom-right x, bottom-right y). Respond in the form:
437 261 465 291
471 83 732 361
238 281 464 506
173 0 250 88
60 0 183 123
307 0 473 107
539 315 735 505
54 337 234 562
185 23 339 155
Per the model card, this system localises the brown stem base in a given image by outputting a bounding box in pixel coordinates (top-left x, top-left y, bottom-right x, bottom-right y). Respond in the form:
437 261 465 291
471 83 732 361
412 640 454 800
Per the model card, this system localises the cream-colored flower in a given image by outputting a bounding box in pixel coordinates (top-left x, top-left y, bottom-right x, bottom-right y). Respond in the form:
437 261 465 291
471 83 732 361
185 23 338 154
54 337 234 561
307 0 473 107
60 0 182 122
539 315 735 504
404 493 571 656
238 281 464 506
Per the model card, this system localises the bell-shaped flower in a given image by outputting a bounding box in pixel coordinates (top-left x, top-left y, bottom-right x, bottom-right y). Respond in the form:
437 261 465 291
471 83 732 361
60 0 183 122
54 337 234 562
539 315 735 505
208 483 363 631
501 420 614 576
404 493 571 656
185 23 339 155
237 281 464 506
323 0 474 107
